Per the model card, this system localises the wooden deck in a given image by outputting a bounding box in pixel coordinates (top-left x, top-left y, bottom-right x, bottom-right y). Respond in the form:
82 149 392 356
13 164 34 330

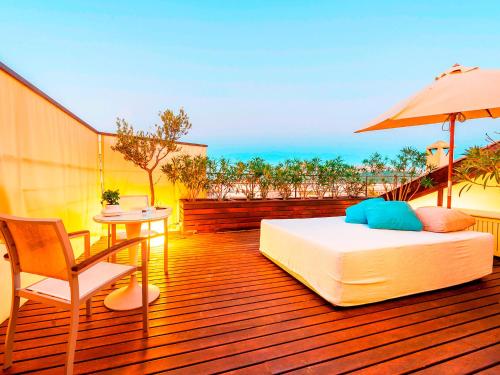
1 230 499 374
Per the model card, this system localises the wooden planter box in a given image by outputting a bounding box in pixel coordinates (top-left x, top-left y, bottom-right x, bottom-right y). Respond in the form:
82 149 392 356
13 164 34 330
180 198 363 233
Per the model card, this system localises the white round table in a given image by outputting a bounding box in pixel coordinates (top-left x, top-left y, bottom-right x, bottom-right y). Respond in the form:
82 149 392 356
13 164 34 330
93 208 171 311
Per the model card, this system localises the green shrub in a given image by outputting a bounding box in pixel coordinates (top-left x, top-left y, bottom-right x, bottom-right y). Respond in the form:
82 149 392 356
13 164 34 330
247 157 273 199
272 163 293 199
207 157 236 200
162 155 208 201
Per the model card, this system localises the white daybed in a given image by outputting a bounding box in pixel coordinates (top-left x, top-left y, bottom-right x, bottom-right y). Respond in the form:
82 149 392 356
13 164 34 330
260 216 494 306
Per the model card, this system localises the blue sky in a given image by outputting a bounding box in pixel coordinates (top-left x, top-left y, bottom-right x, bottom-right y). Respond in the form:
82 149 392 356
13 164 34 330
1 1 499 163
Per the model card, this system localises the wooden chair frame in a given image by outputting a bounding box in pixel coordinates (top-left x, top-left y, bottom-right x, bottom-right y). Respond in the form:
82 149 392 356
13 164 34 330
0 214 150 375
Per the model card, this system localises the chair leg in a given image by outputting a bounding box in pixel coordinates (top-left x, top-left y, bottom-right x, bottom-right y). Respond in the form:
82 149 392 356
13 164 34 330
3 294 20 369
65 304 80 375
85 298 92 317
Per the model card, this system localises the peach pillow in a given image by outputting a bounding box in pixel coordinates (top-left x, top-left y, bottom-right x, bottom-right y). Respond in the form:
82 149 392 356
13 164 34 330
414 206 475 233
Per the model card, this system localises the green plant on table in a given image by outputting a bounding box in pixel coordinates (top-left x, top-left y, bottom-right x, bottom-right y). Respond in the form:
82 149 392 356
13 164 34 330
101 189 120 205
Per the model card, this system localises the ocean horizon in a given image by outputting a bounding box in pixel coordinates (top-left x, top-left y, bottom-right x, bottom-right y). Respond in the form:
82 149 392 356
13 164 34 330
206 142 481 166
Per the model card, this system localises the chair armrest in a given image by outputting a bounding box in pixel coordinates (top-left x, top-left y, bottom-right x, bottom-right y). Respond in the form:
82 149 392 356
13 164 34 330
68 230 90 239
71 237 146 273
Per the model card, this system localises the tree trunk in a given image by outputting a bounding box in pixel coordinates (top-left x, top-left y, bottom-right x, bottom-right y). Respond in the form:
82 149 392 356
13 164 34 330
148 170 155 206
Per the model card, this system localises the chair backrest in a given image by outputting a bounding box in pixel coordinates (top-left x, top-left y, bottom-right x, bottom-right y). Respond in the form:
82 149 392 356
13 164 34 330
0 214 75 280
120 195 149 212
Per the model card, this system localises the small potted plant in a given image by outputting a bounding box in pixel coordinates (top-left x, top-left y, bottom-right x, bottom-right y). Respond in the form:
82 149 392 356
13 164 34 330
101 189 121 216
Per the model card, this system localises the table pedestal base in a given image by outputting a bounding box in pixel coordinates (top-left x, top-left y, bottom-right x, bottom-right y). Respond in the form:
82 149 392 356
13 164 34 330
104 283 160 311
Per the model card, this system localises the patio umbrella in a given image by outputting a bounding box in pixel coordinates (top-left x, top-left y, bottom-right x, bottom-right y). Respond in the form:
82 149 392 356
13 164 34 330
356 64 500 208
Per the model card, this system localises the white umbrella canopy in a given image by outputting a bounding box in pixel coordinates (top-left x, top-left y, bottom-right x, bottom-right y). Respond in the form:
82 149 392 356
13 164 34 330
356 64 500 208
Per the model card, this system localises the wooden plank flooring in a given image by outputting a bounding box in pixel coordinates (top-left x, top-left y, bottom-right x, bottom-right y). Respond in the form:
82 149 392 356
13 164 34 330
1 230 499 374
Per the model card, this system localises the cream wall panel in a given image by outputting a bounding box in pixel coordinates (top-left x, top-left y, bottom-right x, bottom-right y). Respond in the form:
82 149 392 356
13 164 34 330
410 182 500 213
0 70 101 322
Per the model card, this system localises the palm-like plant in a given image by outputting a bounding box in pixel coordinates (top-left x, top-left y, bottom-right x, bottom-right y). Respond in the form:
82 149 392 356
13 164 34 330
455 138 499 196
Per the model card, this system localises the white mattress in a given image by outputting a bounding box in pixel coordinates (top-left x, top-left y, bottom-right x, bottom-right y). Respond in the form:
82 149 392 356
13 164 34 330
260 216 494 306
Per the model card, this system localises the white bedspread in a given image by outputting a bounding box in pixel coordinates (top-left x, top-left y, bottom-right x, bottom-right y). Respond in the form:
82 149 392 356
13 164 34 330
260 216 494 306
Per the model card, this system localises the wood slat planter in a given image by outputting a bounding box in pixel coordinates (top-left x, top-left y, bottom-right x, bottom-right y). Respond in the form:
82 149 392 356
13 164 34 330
180 198 363 233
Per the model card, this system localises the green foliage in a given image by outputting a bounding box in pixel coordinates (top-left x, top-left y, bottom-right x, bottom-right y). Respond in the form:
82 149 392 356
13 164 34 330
207 158 237 200
362 152 391 192
197 157 372 200
455 138 499 196
234 160 257 200
342 166 365 198
156 148 437 202
162 154 208 201
101 189 120 205
272 163 294 199
247 157 273 199
362 147 432 201
284 159 305 198
324 157 349 198
112 107 192 205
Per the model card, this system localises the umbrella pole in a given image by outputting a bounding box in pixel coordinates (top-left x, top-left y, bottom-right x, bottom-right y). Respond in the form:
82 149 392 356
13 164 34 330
446 113 457 208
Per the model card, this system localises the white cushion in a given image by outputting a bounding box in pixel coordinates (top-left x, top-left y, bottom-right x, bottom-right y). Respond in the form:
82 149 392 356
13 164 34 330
26 262 135 301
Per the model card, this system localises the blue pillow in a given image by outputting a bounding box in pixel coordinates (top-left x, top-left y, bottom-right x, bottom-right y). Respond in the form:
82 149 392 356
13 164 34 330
345 198 385 224
365 201 423 231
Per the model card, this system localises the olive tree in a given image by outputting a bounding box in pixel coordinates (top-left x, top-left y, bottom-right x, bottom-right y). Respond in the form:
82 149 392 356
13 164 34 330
112 108 192 206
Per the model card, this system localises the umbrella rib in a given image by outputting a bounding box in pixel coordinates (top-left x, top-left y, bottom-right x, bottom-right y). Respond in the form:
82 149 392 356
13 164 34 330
486 108 494 118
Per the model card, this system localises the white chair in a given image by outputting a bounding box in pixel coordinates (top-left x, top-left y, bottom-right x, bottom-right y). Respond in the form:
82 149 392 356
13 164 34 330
0 214 150 375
